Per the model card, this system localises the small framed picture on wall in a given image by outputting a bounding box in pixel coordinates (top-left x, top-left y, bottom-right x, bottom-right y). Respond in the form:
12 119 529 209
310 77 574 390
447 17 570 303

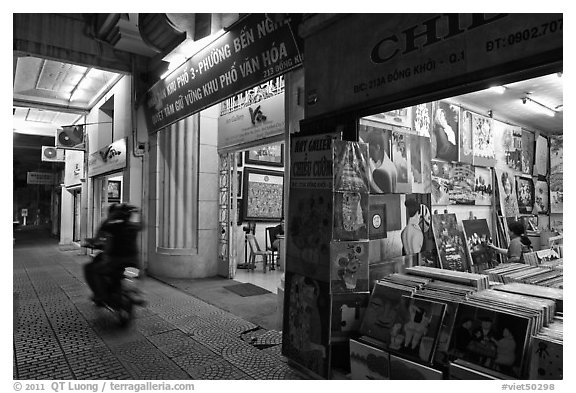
107 180 121 203
245 143 284 167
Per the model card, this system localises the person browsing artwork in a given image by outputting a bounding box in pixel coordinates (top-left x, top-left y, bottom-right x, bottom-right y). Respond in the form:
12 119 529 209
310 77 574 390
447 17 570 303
488 220 530 263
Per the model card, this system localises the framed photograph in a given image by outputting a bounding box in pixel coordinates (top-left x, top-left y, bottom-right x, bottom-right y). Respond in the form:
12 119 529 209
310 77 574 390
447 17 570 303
107 180 121 203
236 151 243 168
245 143 284 167
242 168 284 221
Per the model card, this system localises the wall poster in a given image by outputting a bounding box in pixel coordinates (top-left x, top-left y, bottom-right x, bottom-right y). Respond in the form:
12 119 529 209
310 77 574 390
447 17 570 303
412 103 433 138
535 135 549 177
516 176 535 214
462 219 494 270
282 273 331 378
459 110 474 164
471 113 495 167
431 213 469 272
495 168 520 217
493 120 523 172
550 173 563 214
521 130 535 175
431 101 459 162
549 135 563 174
359 124 397 193
474 166 493 206
534 180 549 215
329 241 369 293
391 131 411 193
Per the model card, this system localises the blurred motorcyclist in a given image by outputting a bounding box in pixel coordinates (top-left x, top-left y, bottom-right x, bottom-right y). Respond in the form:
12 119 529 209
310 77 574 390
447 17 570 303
83 203 143 306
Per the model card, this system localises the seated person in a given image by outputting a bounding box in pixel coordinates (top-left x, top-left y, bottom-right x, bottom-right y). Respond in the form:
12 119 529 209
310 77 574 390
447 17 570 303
270 221 285 251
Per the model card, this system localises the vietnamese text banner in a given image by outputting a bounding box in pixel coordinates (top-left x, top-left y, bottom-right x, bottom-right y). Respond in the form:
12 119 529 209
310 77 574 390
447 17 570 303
144 14 303 133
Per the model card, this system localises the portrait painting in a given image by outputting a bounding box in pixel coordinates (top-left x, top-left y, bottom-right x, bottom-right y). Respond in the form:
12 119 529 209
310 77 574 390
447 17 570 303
495 169 520 218
359 124 398 193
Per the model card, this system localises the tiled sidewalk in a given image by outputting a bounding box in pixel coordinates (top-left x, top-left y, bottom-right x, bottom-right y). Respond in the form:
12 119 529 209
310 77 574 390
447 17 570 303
13 234 306 380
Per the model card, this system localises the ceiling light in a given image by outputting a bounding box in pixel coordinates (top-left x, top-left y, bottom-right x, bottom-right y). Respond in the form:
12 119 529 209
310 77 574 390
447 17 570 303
522 96 556 117
487 85 506 94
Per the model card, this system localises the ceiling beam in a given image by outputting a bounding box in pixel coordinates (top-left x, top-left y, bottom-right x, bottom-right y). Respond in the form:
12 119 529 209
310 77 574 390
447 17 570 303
13 99 89 115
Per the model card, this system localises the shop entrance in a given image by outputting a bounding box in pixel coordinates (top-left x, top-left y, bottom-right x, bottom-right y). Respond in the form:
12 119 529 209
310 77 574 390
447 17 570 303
91 173 124 235
220 142 286 294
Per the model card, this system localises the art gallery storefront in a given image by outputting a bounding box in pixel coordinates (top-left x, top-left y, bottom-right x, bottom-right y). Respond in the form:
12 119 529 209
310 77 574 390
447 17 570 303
141 14 304 280
282 14 563 379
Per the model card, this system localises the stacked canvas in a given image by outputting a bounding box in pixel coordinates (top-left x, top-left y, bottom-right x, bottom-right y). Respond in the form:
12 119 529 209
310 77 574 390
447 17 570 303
484 263 563 288
405 266 490 290
446 287 559 379
527 318 563 379
357 280 447 369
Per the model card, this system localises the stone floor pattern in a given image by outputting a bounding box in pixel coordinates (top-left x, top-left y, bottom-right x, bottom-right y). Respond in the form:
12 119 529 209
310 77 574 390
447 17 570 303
13 240 306 380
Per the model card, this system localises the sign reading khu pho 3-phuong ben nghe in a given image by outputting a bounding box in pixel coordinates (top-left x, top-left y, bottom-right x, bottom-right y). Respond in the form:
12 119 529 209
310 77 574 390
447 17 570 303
144 14 303 133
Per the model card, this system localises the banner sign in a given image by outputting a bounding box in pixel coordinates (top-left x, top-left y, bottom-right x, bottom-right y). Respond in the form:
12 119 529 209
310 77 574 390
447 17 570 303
88 138 127 177
27 172 55 185
290 133 340 189
144 14 303 133
304 13 562 118
64 149 85 187
218 92 285 149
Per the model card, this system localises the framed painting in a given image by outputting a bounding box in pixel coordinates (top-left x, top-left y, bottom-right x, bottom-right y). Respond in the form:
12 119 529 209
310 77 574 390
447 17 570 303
107 180 121 203
242 168 284 221
245 143 284 167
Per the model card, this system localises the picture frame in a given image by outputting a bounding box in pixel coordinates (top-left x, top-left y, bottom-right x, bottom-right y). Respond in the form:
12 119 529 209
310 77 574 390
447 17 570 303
236 151 243 168
107 180 121 203
245 143 284 167
236 171 242 198
242 168 284 221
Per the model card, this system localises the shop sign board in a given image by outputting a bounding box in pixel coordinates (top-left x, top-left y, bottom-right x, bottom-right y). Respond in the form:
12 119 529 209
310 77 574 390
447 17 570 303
290 133 340 189
144 14 303 133
218 92 285 149
88 138 127 177
64 149 85 187
304 13 563 118
27 172 55 185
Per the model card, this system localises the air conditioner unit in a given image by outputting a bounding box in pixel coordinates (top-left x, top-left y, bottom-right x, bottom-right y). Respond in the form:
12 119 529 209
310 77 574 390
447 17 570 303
41 146 66 162
56 125 85 150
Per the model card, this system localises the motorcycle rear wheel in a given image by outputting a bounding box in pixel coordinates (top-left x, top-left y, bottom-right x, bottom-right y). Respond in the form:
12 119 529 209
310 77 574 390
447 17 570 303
117 294 133 327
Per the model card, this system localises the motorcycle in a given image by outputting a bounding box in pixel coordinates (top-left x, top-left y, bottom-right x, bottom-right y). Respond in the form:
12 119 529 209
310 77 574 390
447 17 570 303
83 238 145 326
